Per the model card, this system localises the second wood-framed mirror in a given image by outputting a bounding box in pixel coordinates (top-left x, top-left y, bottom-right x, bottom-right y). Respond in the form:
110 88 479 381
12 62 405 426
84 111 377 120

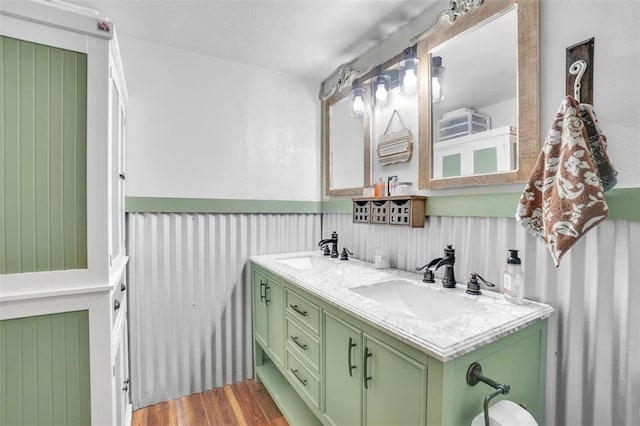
418 0 539 189
323 82 371 196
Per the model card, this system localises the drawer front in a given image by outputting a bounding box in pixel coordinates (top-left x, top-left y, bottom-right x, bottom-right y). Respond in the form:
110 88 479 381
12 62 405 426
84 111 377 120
286 290 320 335
286 317 320 372
286 349 320 410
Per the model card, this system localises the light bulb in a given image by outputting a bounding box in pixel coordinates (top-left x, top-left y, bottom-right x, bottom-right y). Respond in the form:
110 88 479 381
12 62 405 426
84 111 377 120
375 83 388 103
403 68 417 92
352 95 365 116
432 77 442 102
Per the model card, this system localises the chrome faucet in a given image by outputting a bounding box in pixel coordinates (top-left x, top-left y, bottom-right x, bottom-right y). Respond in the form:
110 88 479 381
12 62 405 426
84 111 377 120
417 245 457 288
318 231 339 258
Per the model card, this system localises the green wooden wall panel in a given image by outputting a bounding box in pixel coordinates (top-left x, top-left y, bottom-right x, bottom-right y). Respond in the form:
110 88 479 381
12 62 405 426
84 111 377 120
0 310 91 425
0 36 88 274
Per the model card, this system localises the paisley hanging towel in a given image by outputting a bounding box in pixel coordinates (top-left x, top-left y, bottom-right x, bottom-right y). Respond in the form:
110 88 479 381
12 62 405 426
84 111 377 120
516 96 611 267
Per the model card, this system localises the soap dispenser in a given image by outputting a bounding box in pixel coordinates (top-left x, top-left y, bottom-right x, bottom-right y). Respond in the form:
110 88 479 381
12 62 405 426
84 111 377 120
503 249 524 304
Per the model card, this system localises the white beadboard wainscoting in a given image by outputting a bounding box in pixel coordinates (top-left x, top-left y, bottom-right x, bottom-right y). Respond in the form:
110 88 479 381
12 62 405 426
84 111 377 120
323 213 640 426
126 212 320 408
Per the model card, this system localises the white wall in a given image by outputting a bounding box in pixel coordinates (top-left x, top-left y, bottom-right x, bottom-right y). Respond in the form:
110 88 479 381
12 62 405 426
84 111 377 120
119 36 321 201
539 0 640 189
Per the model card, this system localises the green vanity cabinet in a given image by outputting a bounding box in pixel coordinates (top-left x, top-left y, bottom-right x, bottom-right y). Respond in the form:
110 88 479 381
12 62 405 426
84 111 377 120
251 263 548 426
362 334 428 425
323 312 428 426
252 268 286 369
323 312 362 425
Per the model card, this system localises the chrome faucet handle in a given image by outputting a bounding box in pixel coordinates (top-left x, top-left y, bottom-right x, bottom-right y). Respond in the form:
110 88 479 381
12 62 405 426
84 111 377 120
321 244 331 256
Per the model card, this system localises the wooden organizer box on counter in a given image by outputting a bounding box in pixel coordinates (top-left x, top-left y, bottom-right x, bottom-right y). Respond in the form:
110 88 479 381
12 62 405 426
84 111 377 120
352 196 427 227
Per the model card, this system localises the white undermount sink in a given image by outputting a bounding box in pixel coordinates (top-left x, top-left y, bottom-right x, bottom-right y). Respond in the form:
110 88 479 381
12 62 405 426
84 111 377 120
352 279 483 323
277 256 313 270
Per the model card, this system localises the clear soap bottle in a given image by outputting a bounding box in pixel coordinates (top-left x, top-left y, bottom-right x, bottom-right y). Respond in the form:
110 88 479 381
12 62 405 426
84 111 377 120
503 249 524 304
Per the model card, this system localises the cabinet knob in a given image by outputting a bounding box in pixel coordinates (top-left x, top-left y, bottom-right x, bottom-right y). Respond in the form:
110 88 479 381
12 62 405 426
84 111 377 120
121 283 126 292
119 173 126 180
114 300 121 310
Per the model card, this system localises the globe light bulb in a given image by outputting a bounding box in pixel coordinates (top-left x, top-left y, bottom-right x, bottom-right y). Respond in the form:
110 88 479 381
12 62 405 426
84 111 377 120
403 68 417 91
432 77 442 102
352 95 365 116
375 83 388 103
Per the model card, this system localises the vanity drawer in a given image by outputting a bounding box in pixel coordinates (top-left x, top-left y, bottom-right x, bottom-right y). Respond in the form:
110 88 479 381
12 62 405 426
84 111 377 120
286 349 320 410
286 290 320 335
286 317 320 372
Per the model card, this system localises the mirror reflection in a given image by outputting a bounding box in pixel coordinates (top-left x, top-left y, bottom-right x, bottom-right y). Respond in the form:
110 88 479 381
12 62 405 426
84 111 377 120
430 7 517 179
324 84 370 196
329 96 365 190
418 0 538 190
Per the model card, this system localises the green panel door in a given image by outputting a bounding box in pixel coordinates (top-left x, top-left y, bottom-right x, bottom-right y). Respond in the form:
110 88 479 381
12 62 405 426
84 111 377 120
473 147 498 174
0 311 91 425
363 334 427 426
323 312 362 426
0 36 88 275
442 153 461 177
267 278 285 369
252 270 269 348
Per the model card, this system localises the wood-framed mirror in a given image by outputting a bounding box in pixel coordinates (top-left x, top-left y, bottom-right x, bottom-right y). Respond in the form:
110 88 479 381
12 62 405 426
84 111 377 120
418 0 538 189
323 82 371 196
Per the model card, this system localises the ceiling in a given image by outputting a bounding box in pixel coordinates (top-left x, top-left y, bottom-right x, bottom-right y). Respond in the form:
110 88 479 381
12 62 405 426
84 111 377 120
60 0 439 81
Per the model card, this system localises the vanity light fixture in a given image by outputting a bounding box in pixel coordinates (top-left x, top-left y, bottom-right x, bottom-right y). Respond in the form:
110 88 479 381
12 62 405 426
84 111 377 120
372 67 391 106
350 79 366 117
399 45 420 96
431 56 445 103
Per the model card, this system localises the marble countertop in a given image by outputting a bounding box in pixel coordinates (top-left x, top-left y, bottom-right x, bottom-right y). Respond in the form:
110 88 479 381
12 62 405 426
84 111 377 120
250 251 554 362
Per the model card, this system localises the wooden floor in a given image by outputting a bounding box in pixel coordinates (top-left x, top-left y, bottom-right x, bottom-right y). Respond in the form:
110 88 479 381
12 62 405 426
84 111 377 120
132 379 288 426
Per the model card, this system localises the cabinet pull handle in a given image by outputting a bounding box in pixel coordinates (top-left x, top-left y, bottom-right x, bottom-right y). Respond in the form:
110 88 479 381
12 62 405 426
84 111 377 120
114 300 121 310
364 347 373 389
289 304 308 317
291 369 308 386
260 280 267 302
290 336 307 351
347 337 357 377
265 284 271 306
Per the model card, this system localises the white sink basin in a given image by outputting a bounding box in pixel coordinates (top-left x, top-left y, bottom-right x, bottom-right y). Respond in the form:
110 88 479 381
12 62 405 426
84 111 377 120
277 256 313 270
352 280 482 323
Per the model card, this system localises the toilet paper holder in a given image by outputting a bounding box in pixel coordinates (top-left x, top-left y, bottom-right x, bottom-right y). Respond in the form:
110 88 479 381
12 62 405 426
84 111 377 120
466 362 511 426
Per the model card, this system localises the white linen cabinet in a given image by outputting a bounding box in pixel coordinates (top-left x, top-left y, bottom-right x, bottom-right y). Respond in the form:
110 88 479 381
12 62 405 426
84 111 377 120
0 1 130 424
